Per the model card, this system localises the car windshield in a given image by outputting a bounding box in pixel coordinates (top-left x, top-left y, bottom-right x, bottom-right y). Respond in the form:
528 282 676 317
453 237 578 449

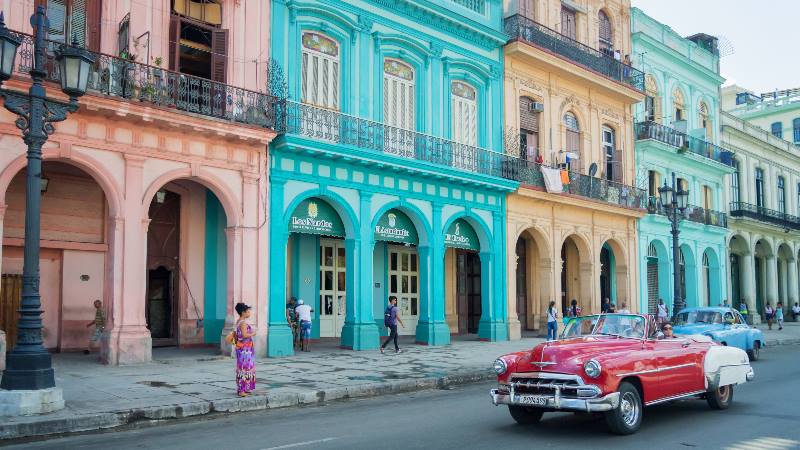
561 314 646 339
674 310 724 325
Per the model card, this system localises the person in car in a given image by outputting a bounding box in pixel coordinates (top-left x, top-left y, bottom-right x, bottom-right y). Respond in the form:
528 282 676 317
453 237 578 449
661 323 675 339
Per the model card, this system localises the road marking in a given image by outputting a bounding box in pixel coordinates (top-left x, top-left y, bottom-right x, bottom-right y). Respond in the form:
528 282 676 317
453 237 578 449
262 437 339 450
726 437 799 450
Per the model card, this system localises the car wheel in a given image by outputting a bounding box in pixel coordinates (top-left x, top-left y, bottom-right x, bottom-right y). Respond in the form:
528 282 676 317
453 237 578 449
706 384 733 410
604 381 643 435
508 405 544 425
747 342 760 361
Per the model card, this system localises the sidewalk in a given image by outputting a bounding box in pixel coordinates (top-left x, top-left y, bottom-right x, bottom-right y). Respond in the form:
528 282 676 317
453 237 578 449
2 322 799 441
0 337 542 440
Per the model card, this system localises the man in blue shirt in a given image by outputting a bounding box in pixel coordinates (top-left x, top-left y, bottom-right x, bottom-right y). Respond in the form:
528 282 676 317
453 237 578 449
380 296 405 354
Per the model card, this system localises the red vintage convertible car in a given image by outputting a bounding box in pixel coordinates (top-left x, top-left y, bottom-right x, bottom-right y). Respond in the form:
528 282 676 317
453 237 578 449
490 313 754 434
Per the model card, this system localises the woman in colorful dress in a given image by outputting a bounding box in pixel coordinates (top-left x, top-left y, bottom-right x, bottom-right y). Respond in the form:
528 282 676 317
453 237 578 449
233 302 256 397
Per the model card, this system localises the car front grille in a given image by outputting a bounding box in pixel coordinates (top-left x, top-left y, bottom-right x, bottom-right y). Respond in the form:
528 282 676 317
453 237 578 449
509 373 600 399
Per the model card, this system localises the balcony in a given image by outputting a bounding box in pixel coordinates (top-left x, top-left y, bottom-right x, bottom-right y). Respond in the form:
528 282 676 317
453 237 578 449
635 121 735 167
504 14 644 92
647 197 728 228
507 159 647 209
729 202 800 230
281 101 516 179
10 32 282 131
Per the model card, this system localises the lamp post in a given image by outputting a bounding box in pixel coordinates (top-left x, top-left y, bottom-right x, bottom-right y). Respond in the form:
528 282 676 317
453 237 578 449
0 7 94 394
658 172 690 319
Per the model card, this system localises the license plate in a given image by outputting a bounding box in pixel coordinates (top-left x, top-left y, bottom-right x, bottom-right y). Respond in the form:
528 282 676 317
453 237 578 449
515 395 550 406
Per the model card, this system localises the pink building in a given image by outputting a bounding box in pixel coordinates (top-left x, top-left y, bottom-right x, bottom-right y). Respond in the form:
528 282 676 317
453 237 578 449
0 0 277 364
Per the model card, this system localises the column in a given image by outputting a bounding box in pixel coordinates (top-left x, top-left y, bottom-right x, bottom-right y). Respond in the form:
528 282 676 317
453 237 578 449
477 212 509 342
219 227 241 356
788 259 799 306
741 252 758 324
340 192 379 350
267 182 293 357
766 255 779 306
506 225 522 341
240 174 264 355
416 204 450 345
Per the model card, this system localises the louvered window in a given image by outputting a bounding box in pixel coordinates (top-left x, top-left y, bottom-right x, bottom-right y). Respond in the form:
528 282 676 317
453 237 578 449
301 32 340 110
602 126 619 182
39 0 100 51
383 59 415 157
699 102 712 140
519 97 540 161
561 6 576 40
771 122 783 138
644 75 661 122
673 88 685 123
452 81 478 172
564 112 580 171
599 10 613 54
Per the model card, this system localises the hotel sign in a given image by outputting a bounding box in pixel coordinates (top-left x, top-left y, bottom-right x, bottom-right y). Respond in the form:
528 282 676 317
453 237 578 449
374 209 418 245
289 198 345 237
444 219 479 251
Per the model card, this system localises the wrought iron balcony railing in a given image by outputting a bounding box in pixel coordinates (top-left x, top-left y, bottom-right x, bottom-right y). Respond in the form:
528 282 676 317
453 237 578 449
504 14 644 91
729 202 800 230
647 197 728 228
508 159 648 209
10 33 282 131
635 121 735 167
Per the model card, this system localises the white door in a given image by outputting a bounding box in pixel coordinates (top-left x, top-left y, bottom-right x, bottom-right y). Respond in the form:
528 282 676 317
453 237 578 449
451 81 478 172
383 59 416 157
319 240 346 337
388 246 419 335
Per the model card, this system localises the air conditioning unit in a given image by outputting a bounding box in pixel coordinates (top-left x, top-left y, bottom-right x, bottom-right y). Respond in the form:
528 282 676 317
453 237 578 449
529 102 545 112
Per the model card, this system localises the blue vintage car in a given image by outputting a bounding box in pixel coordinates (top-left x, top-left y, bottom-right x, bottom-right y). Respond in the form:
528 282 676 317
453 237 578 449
672 307 765 361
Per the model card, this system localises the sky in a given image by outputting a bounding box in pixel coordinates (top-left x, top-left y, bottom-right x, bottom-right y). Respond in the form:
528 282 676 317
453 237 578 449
631 0 799 94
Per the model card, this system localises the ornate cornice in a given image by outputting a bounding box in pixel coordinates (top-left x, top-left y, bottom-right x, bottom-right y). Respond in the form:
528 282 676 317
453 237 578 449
367 0 507 51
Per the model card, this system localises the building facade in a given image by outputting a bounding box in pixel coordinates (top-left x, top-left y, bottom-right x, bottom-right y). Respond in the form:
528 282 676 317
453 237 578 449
631 8 734 314
267 0 516 356
0 0 278 364
502 0 647 339
721 112 800 323
722 85 800 147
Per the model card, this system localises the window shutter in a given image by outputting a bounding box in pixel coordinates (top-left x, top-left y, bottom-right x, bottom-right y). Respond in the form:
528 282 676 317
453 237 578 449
168 16 180 71
211 29 228 83
70 0 87 47
85 0 101 52
519 97 539 132
599 11 612 44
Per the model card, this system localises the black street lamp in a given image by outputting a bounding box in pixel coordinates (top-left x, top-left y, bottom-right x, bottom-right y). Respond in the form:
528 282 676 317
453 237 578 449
658 172 689 319
0 7 94 391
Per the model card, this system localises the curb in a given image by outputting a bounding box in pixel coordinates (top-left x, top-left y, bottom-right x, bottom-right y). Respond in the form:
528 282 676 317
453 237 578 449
0 369 495 441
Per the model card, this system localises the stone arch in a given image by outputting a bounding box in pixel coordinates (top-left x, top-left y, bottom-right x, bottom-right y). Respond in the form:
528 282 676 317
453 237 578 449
600 237 630 310
514 225 554 332
0 149 123 217
679 243 697 308
369 199 432 248
702 247 722 306
282 188 359 239
559 233 593 314
441 209 493 254
142 167 242 228
645 238 671 314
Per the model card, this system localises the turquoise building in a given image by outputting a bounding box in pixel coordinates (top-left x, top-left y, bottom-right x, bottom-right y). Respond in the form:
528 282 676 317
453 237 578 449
268 0 516 356
631 8 736 314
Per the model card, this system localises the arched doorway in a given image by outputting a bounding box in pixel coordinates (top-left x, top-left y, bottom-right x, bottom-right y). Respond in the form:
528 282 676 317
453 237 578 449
679 245 697 309
371 207 424 337
754 239 773 315
1 161 114 352
445 218 482 335
145 181 230 348
514 227 551 333
285 197 348 339
701 248 722 306
728 235 749 311
560 235 591 315
645 240 671 314
777 243 793 308
515 238 527 330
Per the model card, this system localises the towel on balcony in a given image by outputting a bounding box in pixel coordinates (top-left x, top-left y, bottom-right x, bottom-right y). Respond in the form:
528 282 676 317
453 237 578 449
541 166 564 193
560 170 570 185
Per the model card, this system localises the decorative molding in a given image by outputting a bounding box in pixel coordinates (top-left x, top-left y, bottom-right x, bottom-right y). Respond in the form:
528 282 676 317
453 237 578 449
357 14 374 33
429 41 443 57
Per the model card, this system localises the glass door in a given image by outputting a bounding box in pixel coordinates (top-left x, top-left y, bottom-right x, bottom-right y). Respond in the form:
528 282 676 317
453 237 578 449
388 246 419 335
319 239 346 337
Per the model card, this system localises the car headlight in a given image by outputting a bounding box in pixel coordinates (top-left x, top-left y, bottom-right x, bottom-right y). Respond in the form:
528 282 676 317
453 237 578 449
493 358 507 375
584 359 601 378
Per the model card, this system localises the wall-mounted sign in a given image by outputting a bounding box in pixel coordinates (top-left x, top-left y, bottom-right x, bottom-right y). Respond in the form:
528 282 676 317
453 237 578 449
444 219 479 251
289 198 345 237
374 209 418 245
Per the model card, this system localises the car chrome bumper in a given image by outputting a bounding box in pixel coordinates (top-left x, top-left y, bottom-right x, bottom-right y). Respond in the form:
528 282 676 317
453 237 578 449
746 367 755 381
490 389 620 412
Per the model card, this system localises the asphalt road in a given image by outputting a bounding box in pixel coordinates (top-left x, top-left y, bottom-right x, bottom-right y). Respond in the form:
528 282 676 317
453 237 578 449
6 346 800 450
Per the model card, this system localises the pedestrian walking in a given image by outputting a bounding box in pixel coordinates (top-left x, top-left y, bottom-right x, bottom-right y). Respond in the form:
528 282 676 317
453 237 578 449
739 301 749 324
566 299 582 318
226 302 256 397
617 301 630 314
84 299 105 355
775 302 784 330
546 301 558 341
656 299 669 326
295 299 314 352
792 302 800 322
764 303 774 330
381 296 404 354
286 297 299 349
608 303 616 313
601 297 611 313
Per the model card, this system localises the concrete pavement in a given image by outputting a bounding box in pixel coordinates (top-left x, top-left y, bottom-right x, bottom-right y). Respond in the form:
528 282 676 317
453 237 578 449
1 321 798 441
8 345 800 450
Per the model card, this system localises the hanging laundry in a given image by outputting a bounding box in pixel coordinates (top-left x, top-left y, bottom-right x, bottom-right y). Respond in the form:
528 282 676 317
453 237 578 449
560 170 570 185
541 166 564 193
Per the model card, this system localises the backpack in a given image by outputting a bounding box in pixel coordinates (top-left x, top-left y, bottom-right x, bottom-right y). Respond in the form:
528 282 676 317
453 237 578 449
384 306 394 327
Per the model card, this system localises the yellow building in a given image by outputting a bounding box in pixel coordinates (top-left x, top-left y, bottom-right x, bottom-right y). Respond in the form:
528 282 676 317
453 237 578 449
502 0 646 338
